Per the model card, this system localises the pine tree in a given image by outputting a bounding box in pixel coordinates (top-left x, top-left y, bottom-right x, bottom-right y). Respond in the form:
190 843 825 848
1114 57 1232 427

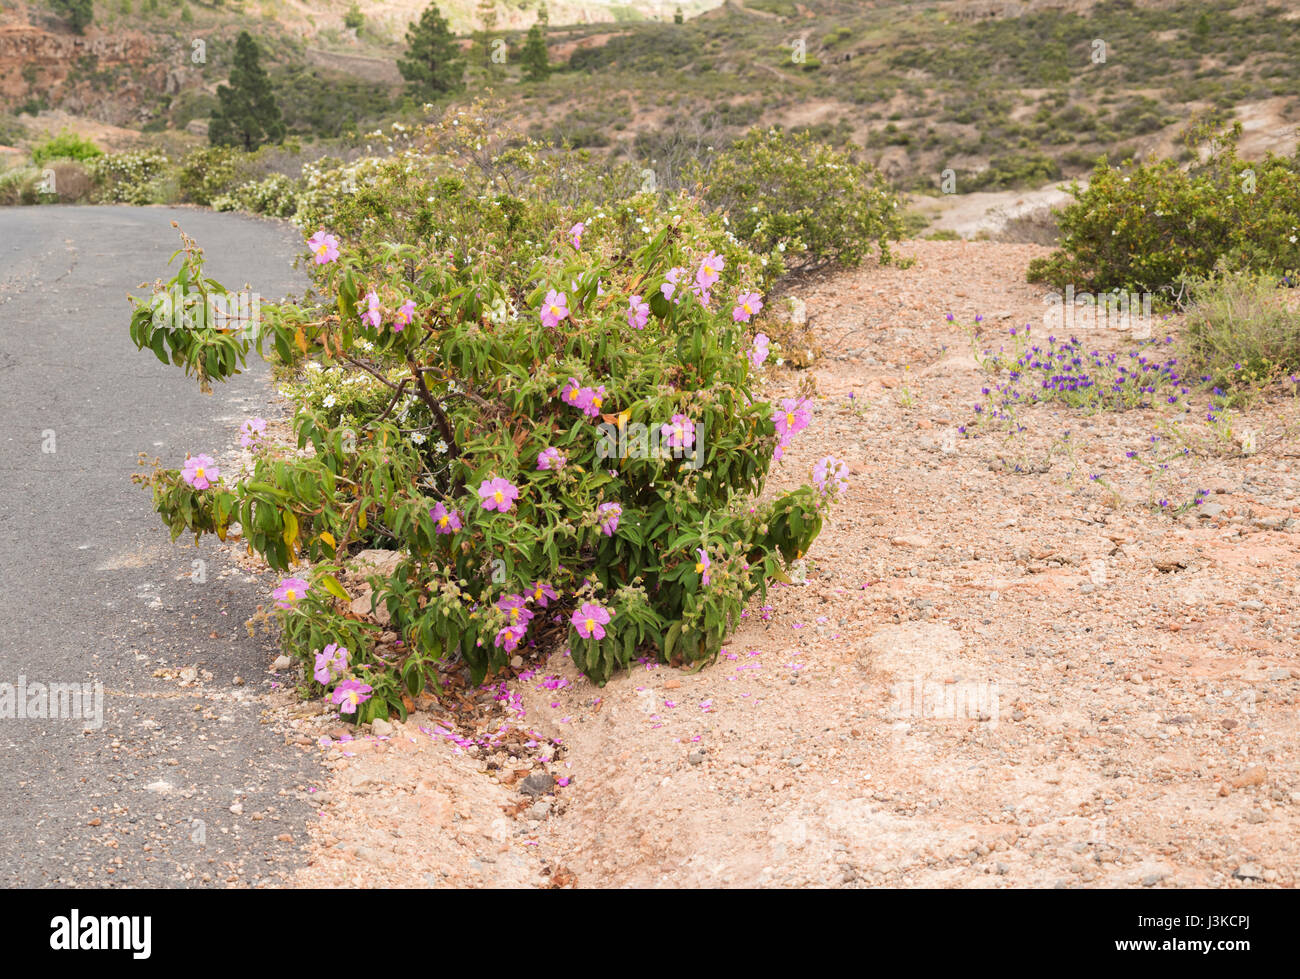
208 32 285 151
398 4 465 99
521 24 550 82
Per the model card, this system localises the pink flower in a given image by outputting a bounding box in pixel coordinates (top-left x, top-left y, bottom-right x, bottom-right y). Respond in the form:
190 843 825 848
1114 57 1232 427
733 292 763 323
695 547 711 586
537 447 567 471
813 455 849 495
690 279 712 308
307 230 339 265
584 384 607 419
773 436 790 461
696 251 724 290
773 397 812 439
560 376 587 409
273 576 310 610
661 413 695 450
478 477 520 512
495 624 527 653
569 221 586 249
497 593 535 628
597 502 622 536
572 602 612 640
660 267 685 302
239 418 266 449
627 294 650 329
314 643 348 684
749 332 770 369
430 501 462 534
361 291 381 328
540 290 570 328
394 299 416 332
331 678 372 714
181 453 219 490
530 581 558 607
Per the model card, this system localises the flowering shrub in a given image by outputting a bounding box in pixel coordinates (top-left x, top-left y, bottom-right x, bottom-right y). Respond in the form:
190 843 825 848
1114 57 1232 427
693 127 904 272
91 149 171 204
211 172 302 218
1027 125 1300 299
129 171 838 721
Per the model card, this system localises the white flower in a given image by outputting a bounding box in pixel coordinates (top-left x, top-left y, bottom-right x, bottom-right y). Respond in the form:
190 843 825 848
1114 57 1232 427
322 394 336 408
410 431 427 445
434 439 448 454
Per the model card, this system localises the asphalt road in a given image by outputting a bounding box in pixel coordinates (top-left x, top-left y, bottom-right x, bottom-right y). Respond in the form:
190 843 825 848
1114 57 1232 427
0 206 322 886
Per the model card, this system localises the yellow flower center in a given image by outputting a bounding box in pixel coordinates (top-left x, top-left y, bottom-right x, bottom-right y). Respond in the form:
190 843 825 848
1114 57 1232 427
195 467 205 479
285 589 297 601
494 491 504 503
438 515 448 528
695 562 705 574
785 412 795 426
591 396 602 409
346 691 357 707
584 617 595 633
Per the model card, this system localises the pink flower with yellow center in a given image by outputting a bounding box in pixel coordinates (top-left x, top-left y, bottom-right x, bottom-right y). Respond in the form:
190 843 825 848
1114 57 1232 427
181 453 220 490
497 594 535 627
307 230 339 265
273 576 310 610
733 291 763 323
749 332 770 369
331 678 372 714
540 289 569 328
583 384 606 419
430 501 462 534
696 251 724 290
695 547 711 585
661 413 695 450
773 397 812 439
530 581 558 607
394 298 416 331
572 602 612 640
495 624 527 652
569 221 586 249
478 477 520 513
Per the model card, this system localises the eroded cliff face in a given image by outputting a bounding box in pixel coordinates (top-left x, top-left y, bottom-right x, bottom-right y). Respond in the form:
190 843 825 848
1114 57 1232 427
0 9 188 126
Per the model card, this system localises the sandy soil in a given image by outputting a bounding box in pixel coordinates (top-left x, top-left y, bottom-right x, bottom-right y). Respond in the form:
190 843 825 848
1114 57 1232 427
284 240 1300 889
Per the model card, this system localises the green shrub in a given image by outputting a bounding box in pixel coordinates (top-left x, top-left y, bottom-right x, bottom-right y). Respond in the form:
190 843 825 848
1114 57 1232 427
0 166 45 205
1183 270 1300 392
177 145 258 206
127 142 840 717
1028 126 1300 299
694 127 903 272
31 130 103 166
